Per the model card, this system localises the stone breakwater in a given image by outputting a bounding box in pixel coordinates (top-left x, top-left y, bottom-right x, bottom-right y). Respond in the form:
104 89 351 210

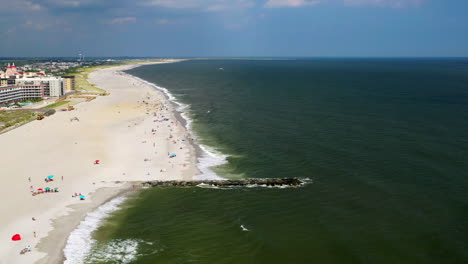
144 178 304 187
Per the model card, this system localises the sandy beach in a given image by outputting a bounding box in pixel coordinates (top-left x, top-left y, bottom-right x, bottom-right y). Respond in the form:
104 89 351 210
0 61 197 264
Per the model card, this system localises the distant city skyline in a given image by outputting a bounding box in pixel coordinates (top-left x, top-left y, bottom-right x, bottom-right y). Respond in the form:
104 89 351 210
0 0 467 57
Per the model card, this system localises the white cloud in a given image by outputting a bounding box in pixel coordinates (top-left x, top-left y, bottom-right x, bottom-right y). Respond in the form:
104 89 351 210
264 0 322 8
262 0 424 8
0 0 45 12
22 18 71 31
24 20 49 30
48 0 82 7
343 0 424 8
45 0 105 7
23 1 44 11
142 0 255 11
109 17 137 24
155 18 170 24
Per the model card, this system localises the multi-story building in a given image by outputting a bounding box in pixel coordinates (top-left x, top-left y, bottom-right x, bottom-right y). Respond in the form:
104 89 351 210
0 63 75 104
15 77 64 97
0 78 16 86
0 84 45 104
62 76 75 92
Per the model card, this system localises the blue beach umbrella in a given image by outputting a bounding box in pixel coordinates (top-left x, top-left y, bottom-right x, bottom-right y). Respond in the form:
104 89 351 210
171 153 177 156
47 175 54 179
79 195 85 199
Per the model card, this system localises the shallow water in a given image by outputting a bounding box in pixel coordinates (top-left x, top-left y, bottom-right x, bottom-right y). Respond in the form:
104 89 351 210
79 59 468 264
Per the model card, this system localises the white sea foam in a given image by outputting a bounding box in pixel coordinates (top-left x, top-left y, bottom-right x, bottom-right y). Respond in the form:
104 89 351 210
63 196 127 264
126 72 228 181
86 239 143 264
194 144 228 180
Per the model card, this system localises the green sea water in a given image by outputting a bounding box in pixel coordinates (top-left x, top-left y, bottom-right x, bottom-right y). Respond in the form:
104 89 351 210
83 59 467 264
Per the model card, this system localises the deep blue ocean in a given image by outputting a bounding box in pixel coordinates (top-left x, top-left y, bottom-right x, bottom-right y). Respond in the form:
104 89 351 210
81 59 467 264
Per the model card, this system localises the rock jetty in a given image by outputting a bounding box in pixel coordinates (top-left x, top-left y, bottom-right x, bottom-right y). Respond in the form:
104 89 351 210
144 178 303 187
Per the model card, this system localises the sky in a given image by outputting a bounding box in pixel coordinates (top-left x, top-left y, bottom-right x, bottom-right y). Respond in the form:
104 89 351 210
0 0 467 57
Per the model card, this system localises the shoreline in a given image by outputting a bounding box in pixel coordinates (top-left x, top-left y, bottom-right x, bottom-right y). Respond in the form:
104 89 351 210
122 72 206 176
0 60 198 264
36 184 134 264
127 72 228 181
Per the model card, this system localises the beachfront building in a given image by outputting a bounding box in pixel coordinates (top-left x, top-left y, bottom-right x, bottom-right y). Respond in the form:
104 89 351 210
5 63 18 76
0 78 16 86
62 76 75 92
1 63 46 79
0 84 45 105
15 77 64 97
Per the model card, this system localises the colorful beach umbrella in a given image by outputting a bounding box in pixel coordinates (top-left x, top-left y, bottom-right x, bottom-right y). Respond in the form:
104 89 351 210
45 187 51 190
37 188 43 191
11 234 21 241
79 195 85 199
47 175 54 178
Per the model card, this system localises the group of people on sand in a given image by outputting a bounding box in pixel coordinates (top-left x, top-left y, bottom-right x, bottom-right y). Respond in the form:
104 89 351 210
20 245 31 255
31 187 59 196
72 192 84 200
44 177 54 183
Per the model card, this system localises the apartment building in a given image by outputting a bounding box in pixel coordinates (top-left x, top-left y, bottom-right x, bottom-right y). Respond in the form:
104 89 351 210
15 77 64 97
0 84 45 104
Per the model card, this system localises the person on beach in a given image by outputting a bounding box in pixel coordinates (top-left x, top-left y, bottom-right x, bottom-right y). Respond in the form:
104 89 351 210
33 232 37 238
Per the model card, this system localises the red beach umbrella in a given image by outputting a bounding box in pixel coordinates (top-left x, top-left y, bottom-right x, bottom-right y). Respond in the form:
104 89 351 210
37 188 43 191
11 234 21 241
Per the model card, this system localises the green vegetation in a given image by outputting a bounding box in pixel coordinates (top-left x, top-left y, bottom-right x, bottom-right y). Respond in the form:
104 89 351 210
61 59 166 92
44 101 71 109
0 110 36 131
19 98 43 103
62 66 115 93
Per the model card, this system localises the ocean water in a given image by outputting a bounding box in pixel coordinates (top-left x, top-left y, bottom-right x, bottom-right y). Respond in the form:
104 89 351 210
74 59 467 264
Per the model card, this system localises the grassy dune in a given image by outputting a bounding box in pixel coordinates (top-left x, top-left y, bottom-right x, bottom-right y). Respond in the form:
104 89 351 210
0 110 36 132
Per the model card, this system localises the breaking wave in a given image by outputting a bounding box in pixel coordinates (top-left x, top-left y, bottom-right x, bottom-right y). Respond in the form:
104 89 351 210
63 196 127 264
125 72 228 180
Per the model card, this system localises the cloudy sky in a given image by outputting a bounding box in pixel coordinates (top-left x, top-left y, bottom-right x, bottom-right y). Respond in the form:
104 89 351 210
0 0 467 57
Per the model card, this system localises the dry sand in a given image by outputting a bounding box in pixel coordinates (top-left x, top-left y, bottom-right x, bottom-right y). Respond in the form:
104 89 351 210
0 61 197 264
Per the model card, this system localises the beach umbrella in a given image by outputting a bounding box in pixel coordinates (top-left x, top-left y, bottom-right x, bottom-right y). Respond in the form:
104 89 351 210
95 160 100 163
79 195 85 199
45 187 51 190
37 188 43 191
54 187 59 190
47 175 54 179
11 234 21 241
